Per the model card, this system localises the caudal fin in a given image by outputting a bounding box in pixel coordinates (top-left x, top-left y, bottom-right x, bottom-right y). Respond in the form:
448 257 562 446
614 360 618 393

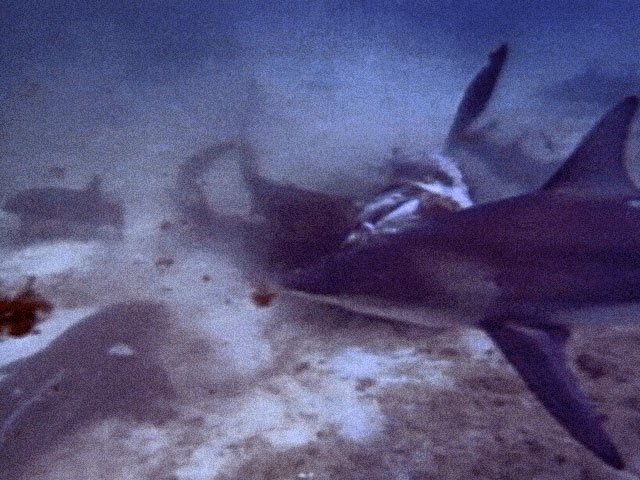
446 44 508 148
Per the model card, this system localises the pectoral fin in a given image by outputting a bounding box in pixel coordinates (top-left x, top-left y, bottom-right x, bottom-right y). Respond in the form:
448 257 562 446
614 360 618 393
481 318 624 469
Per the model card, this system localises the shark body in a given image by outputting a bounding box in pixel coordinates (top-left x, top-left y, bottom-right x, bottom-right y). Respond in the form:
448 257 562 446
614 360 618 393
3 176 124 233
280 96 640 469
229 45 510 262
176 44 541 269
3 176 124 243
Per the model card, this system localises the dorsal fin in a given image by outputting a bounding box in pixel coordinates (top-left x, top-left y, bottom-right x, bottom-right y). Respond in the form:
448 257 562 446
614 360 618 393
542 96 639 196
85 175 102 193
446 43 508 147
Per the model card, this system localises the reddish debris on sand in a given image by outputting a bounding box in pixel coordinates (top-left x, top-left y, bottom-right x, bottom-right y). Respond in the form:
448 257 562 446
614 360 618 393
48 166 67 178
158 220 173 231
155 257 175 269
251 291 275 307
250 284 277 308
0 278 53 337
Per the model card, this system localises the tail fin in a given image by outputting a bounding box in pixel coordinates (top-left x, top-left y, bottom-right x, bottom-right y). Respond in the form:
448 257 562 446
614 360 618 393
85 175 102 193
237 141 265 193
446 44 508 149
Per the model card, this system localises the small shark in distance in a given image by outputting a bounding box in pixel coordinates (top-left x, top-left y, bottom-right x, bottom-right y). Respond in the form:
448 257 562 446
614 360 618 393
277 95 640 469
3 176 124 241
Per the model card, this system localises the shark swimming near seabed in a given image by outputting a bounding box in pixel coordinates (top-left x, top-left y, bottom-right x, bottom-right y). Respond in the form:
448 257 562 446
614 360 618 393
442 43 563 203
3 175 124 242
276 95 640 469
176 44 513 267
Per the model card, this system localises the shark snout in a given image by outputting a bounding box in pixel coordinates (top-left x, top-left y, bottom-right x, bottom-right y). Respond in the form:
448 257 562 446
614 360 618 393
280 263 341 295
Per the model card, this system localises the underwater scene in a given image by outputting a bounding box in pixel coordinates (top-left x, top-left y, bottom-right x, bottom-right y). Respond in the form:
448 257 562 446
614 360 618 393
2 1 640 478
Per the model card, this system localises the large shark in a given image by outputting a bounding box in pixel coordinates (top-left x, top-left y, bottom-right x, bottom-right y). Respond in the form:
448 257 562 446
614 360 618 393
277 95 640 469
443 43 564 202
180 45 510 267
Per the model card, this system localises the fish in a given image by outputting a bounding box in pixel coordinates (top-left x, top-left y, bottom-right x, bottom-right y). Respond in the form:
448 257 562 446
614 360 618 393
237 142 359 261
348 148 473 246
232 45 511 254
174 141 358 269
375 45 511 196
277 95 640 469
0 302 178 479
346 44 510 244
444 43 563 202
3 176 124 241
176 44 555 268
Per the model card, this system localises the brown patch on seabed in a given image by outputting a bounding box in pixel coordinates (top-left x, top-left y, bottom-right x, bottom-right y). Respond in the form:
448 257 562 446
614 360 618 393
0 279 52 336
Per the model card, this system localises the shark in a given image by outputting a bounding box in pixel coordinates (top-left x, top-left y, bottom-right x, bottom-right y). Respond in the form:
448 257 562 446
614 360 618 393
0 302 178 479
276 95 640 469
217 45 510 265
176 44 546 270
445 43 565 203
3 175 124 241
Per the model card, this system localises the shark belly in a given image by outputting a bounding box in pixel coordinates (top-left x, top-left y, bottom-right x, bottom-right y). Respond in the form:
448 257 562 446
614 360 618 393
282 287 491 329
549 301 640 327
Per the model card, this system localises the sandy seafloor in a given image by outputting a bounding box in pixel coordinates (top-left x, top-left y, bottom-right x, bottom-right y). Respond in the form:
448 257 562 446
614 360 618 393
2 1 640 478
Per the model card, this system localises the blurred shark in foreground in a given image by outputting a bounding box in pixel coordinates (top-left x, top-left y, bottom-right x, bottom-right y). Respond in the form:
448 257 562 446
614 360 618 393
277 95 640 469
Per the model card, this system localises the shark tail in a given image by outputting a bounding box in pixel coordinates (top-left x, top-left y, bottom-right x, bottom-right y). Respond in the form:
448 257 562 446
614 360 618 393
445 43 508 149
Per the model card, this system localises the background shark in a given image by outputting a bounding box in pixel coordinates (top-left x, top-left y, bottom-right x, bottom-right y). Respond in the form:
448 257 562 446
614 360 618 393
279 96 640 469
3 176 124 243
